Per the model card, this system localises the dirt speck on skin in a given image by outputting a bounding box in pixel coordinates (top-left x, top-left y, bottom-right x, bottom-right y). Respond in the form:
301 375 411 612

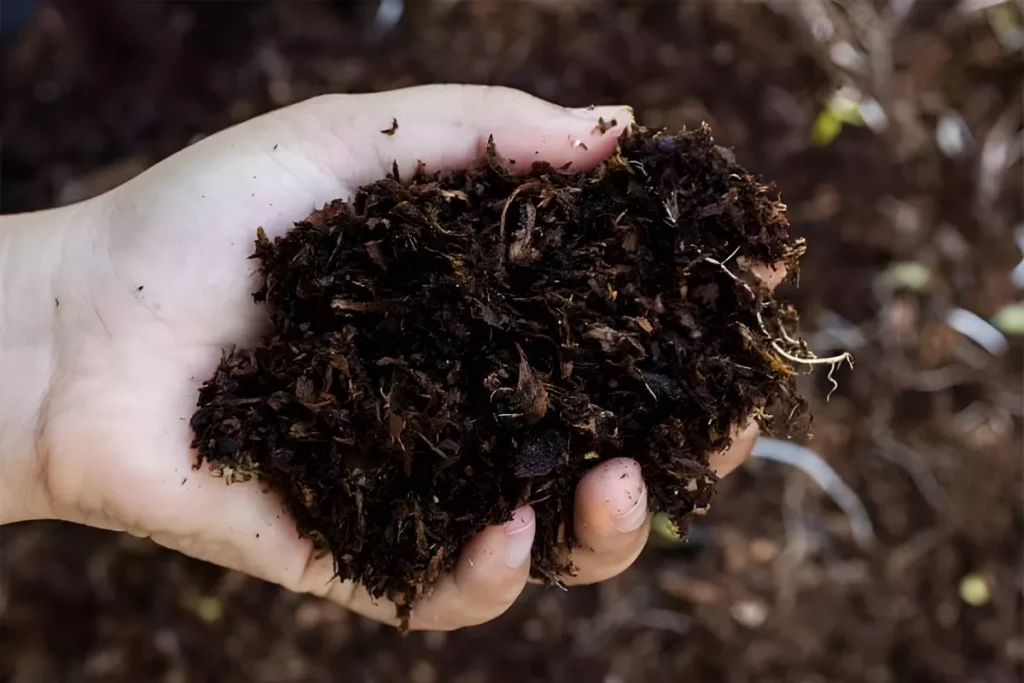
190 125 808 625
593 117 617 135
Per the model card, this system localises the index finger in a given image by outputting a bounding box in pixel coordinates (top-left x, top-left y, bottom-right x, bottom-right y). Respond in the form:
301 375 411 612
298 85 635 189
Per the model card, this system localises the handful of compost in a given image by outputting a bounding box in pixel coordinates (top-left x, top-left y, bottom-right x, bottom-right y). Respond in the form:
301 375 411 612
191 124 810 623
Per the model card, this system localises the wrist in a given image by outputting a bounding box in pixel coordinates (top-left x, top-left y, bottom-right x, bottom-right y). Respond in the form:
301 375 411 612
0 207 71 524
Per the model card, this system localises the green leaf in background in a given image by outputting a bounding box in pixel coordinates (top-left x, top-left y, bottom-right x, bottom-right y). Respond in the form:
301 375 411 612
959 574 991 607
885 261 932 291
812 110 843 146
652 512 684 543
992 302 1024 335
812 87 869 146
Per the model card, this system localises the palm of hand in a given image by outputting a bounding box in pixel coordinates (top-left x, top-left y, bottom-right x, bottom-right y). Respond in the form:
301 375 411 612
35 87 758 630
42 100 354 575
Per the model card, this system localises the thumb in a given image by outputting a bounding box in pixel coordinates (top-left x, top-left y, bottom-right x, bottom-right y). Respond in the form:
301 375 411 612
295 84 634 188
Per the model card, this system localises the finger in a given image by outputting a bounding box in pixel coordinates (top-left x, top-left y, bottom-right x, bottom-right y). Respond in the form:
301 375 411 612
297 85 634 187
753 262 788 290
403 506 535 630
707 419 760 479
556 422 759 584
230 488 535 633
301 507 536 631
559 458 651 586
740 257 789 291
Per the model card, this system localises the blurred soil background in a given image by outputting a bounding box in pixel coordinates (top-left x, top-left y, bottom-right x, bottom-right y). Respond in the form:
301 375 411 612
1 1 1022 682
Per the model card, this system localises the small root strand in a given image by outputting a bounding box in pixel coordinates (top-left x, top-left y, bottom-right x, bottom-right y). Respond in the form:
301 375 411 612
704 252 854 400
770 342 854 400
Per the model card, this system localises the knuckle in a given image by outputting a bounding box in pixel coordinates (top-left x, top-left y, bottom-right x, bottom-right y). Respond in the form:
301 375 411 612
459 571 525 619
468 576 523 612
462 84 536 113
301 92 348 110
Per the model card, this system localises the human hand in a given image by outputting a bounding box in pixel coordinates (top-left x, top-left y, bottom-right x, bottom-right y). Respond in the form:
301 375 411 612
1 85 765 630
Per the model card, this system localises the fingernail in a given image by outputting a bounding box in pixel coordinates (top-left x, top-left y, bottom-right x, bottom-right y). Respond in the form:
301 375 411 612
568 104 634 127
503 506 536 568
612 485 649 533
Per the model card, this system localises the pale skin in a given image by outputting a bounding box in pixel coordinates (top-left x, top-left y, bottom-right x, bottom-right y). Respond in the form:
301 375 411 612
0 85 774 631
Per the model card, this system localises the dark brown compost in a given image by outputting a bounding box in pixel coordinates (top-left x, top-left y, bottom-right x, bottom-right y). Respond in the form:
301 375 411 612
189 124 809 623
